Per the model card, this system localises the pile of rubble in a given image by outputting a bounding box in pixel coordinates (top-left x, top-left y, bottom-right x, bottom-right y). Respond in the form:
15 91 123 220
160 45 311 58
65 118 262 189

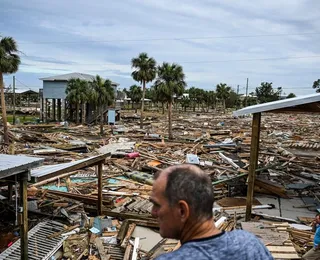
0 111 319 259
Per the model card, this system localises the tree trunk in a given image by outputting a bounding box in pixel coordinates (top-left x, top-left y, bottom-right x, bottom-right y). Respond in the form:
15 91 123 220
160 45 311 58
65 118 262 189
81 102 86 124
168 101 173 140
162 102 165 114
100 106 104 135
223 99 226 112
140 80 146 129
76 102 80 124
0 73 9 145
135 102 138 113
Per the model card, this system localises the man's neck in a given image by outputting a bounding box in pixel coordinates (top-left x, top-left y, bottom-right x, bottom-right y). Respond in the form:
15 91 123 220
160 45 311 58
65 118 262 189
180 218 221 244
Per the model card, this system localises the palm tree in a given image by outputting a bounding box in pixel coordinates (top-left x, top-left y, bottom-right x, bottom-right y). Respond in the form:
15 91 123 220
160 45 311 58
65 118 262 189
0 36 20 144
90 75 115 135
66 78 88 124
204 90 216 112
154 62 186 139
131 53 156 129
127 85 142 113
188 87 198 112
216 83 231 112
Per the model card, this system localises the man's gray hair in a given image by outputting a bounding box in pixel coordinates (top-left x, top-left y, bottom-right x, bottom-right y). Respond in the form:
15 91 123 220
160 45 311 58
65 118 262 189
155 164 214 220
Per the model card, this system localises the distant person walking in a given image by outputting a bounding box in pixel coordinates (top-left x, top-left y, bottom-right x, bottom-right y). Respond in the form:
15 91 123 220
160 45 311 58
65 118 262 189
150 164 273 260
302 214 320 260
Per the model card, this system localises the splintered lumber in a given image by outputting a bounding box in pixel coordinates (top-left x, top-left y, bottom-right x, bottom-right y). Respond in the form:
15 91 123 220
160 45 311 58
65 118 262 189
123 244 132 260
252 212 299 223
117 220 130 242
94 237 110 260
121 223 136 248
43 189 110 205
31 170 79 187
47 224 79 239
218 152 240 169
77 249 88 260
267 246 297 252
131 237 140 260
254 178 289 198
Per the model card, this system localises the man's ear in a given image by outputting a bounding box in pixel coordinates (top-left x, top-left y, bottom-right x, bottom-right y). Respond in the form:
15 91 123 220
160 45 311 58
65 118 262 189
177 200 190 222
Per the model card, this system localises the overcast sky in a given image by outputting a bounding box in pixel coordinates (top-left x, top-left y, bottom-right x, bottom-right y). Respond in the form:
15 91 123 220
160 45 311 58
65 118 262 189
2 0 320 96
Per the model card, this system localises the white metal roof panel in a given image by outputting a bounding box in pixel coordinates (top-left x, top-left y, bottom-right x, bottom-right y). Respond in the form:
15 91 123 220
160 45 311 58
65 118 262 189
40 72 119 85
233 93 320 116
0 155 44 179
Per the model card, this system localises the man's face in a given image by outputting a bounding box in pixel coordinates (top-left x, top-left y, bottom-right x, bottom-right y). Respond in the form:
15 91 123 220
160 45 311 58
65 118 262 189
316 215 320 224
150 174 183 239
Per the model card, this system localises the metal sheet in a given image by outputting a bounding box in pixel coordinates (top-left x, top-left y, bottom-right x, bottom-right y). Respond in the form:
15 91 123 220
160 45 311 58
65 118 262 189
31 154 108 181
0 221 67 260
0 154 44 179
233 93 320 116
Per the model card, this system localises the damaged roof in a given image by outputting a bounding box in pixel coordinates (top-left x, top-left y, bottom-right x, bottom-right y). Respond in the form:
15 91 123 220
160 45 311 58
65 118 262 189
233 93 320 116
0 154 44 179
40 72 119 86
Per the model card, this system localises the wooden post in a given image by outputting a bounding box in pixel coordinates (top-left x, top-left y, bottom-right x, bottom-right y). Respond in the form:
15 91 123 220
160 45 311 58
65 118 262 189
52 98 56 121
19 172 29 260
57 99 62 122
45 98 47 122
245 112 261 221
41 94 44 122
8 183 13 201
97 162 103 215
64 99 67 122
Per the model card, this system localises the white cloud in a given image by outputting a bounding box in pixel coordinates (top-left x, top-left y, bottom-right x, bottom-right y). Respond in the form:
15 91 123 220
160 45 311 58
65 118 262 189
2 0 319 95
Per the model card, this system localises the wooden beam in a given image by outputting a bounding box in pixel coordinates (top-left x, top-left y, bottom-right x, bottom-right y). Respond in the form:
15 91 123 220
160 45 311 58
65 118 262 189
131 237 139 260
57 99 62 122
8 183 13 201
98 162 103 215
64 99 67 121
31 170 79 187
31 154 108 183
20 172 29 260
245 112 261 221
52 98 56 121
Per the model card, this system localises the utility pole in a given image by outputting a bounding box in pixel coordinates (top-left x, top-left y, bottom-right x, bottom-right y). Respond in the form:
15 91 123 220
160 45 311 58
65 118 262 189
13 75 16 125
236 85 240 109
245 78 249 107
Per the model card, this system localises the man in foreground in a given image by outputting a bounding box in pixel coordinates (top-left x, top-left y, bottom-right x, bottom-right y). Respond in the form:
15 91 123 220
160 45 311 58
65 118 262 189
150 164 273 259
302 213 320 260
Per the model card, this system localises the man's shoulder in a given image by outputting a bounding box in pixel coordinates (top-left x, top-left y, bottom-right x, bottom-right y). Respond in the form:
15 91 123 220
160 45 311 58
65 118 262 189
226 229 259 239
155 230 269 260
155 250 183 260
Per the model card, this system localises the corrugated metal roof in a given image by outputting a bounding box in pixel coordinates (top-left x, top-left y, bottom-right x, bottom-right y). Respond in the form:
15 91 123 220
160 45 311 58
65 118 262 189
0 220 67 260
233 93 320 116
40 72 119 85
30 154 109 182
0 155 44 179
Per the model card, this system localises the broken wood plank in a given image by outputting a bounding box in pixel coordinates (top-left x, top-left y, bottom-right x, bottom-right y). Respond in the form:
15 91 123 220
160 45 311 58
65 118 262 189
47 224 79 239
121 223 136 248
131 237 140 260
95 237 110 260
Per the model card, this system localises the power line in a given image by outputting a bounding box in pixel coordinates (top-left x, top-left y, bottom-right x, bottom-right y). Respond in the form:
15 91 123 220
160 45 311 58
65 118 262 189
179 55 320 64
19 55 320 66
18 32 320 45
15 78 31 89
